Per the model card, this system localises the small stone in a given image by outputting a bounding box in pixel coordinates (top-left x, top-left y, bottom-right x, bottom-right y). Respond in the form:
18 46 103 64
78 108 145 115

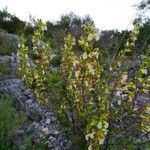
17 130 24 135
42 127 49 135
46 118 51 124
54 131 59 135
118 100 121 105
26 99 33 104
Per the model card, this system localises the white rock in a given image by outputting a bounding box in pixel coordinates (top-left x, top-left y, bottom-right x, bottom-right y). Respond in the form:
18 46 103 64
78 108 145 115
42 127 49 135
46 118 51 124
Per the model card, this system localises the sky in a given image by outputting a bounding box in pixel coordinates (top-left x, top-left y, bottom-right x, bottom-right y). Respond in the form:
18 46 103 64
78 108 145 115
0 0 142 30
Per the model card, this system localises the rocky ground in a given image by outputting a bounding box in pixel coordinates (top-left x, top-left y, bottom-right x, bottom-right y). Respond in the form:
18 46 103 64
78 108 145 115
0 54 71 150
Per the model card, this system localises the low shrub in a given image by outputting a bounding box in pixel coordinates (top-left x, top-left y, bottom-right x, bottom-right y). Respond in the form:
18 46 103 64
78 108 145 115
0 45 13 55
0 94 27 149
0 29 12 55
22 136 48 150
47 72 63 110
0 61 10 76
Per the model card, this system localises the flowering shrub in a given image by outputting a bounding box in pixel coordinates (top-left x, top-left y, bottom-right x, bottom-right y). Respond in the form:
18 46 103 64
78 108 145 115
60 23 150 149
18 19 51 103
108 24 150 148
18 20 149 149
60 23 109 149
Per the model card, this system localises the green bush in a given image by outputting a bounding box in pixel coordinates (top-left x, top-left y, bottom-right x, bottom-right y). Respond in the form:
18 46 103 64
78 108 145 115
0 28 19 55
0 28 7 37
0 94 27 149
47 72 63 106
0 29 12 55
0 45 13 55
50 54 62 67
0 61 10 76
22 136 48 150
17 19 150 149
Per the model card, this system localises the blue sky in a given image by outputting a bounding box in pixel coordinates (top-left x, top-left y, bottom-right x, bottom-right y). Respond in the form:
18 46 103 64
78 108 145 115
0 0 142 30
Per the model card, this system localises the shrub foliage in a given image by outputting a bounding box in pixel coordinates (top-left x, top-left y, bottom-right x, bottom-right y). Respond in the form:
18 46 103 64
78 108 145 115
18 20 150 149
18 20 51 103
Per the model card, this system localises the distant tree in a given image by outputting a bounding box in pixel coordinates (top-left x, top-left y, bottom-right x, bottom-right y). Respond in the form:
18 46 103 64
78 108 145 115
45 13 94 51
135 19 150 54
97 30 129 59
134 0 150 54
0 7 10 22
138 0 150 10
0 8 25 34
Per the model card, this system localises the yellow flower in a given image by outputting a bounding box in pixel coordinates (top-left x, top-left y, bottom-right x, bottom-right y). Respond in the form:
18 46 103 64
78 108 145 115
82 52 88 60
86 133 95 140
97 121 102 129
73 60 79 67
87 33 93 41
88 145 92 150
75 70 80 78
98 138 105 145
